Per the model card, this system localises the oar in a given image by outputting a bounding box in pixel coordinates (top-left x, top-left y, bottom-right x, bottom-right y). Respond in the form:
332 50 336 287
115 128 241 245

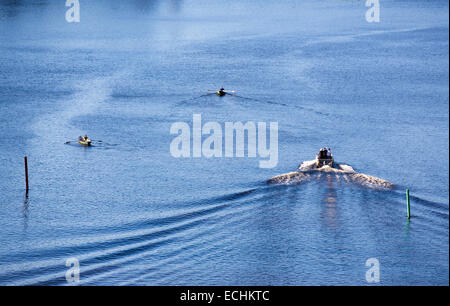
65 140 81 144
208 89 235 92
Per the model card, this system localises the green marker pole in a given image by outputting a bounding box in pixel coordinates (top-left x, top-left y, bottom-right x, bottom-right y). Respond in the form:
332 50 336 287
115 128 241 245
406 189 410 219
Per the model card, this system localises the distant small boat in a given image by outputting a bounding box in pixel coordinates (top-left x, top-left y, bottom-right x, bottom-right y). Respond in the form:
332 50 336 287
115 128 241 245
78 136 92 146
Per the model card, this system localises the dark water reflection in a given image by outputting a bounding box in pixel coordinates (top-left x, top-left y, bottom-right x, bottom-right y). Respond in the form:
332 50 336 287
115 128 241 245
321 174 339 230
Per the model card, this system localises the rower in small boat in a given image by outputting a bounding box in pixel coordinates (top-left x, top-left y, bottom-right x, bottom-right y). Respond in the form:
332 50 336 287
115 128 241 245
217 87 226 96
78 135 92 146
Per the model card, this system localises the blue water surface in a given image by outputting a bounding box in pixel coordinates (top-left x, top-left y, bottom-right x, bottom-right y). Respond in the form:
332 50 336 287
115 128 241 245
0 0 448 285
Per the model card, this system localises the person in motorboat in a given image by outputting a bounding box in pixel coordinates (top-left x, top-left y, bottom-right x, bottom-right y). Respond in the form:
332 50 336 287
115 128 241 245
316 147 333 168
318 148 327 159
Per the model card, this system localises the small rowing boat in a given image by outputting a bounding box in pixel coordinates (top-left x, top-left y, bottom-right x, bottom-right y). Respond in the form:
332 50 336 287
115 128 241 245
78 135 92 146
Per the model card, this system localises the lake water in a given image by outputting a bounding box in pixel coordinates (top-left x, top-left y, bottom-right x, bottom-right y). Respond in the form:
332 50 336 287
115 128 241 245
0 0 448 285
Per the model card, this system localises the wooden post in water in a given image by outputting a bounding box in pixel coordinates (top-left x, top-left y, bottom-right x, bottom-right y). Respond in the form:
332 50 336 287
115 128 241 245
24 156 29 192
406 188 410 219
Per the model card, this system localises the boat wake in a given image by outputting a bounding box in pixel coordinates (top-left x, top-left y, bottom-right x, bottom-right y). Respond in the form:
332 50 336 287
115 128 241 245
268 160 394 189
